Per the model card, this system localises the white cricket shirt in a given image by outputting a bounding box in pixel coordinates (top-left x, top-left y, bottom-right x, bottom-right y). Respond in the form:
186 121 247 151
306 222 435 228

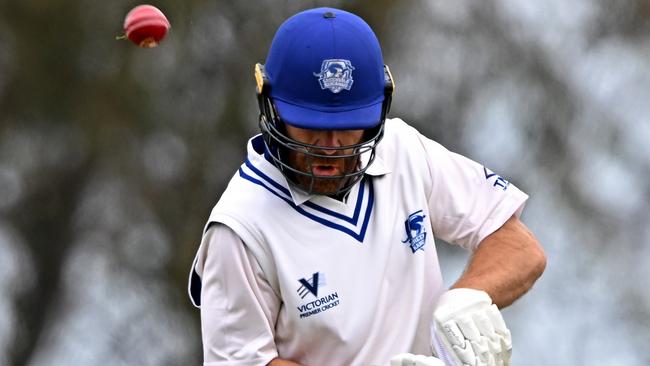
189 118 528 366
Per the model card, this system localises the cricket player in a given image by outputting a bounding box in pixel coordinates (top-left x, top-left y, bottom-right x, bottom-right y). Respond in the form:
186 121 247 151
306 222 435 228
188 7 546 366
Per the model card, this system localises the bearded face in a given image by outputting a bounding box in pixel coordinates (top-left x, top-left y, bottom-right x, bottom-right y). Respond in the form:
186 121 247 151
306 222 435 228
283 125 365 195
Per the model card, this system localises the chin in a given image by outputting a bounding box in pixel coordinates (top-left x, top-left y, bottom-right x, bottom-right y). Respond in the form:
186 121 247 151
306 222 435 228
295 176 344 195
313 179 343 194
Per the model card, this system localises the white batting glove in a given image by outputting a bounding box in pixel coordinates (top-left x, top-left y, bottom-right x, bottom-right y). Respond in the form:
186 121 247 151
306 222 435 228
431 288 512 366
390 353 445 366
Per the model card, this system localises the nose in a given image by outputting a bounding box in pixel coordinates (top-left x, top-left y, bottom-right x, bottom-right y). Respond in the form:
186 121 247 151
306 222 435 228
315 130 342 155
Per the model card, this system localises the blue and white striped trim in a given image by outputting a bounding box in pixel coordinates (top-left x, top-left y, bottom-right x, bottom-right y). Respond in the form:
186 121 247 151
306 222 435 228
239 159 374 242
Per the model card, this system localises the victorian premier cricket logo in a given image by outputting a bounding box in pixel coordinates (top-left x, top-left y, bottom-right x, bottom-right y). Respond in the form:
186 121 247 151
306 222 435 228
402 210 427 253
314 59 355 93
296 272 341 319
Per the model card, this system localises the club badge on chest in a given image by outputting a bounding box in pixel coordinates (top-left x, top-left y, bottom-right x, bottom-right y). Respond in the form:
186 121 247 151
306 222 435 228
402 210 427 253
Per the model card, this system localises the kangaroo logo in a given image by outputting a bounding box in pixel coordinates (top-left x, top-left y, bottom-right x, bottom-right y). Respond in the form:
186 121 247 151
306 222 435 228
402 210 427 253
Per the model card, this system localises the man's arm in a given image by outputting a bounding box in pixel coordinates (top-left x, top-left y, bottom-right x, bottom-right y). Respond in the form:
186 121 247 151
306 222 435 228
430 216 545 365
452 215 546 308
197 224 281 364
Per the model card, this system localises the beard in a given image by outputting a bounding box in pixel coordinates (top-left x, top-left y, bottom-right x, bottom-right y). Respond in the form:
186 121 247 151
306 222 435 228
287 150 360 195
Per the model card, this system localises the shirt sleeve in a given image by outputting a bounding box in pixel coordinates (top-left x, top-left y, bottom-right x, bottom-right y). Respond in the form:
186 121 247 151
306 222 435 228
195 223 281 366
418 133 529 250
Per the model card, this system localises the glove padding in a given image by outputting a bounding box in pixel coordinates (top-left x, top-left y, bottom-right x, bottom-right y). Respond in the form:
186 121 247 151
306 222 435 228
431 288 512 366
390 353 445 366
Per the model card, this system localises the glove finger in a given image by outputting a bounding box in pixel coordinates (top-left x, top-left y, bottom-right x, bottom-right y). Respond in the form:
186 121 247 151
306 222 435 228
486 305 509 337
473 311 502 355
473 311 496 338
457 315 481 341
412 355 446 366
484 353 496 366
459 313 501 365
452 342 477 365
441 320 476 364
440 319 466 348
501 337 513 364
489 338 512 366
390 354 446 366
482 305 513 366
487 306 512 347
390 353 412 366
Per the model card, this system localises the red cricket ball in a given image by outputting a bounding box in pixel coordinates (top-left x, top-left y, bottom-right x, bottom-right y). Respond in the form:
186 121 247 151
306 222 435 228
123 4 171 48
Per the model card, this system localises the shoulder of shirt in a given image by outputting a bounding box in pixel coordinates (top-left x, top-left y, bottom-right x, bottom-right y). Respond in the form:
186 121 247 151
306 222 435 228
377 117 448 167
212 166 285 217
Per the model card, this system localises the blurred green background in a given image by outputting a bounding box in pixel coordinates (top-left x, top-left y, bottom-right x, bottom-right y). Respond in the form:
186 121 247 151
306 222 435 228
1 1 649 365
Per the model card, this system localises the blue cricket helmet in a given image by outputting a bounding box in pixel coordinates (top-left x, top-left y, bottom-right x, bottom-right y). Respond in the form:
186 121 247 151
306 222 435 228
255 7 394 195
264 7 386 130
